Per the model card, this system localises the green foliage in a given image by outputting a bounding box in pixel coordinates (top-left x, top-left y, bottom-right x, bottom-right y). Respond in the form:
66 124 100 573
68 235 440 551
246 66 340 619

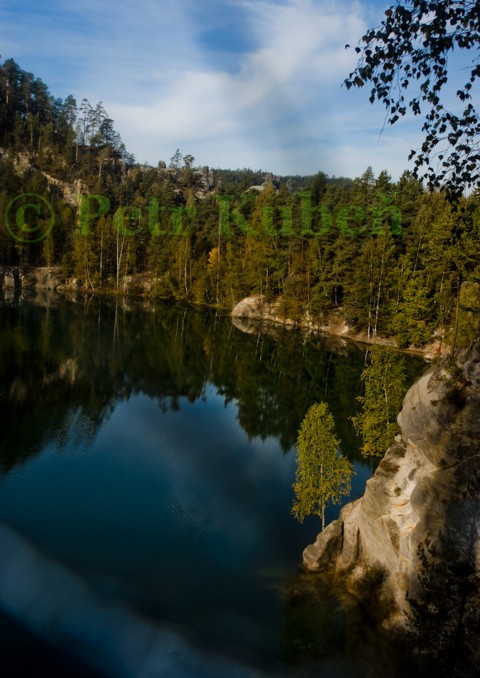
456 281 480 347
407 492 480 677
1 58 480 355
389 270 431 347
292 402 354 530
169 148 183 169
0 59 130 165
352 347 407 458
345 1 480 199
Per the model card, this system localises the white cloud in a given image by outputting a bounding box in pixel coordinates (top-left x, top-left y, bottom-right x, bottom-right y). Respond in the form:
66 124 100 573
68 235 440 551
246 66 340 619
240 0 364 84
109 0 380 172
1 0 424 177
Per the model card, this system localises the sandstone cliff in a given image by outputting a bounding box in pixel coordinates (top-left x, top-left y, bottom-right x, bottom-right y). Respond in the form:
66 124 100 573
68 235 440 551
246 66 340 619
303 342 480 666
231 295 352 334
231 295 443 358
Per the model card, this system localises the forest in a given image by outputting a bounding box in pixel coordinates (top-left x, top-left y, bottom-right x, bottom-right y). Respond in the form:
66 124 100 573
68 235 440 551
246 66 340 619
1 57 480 351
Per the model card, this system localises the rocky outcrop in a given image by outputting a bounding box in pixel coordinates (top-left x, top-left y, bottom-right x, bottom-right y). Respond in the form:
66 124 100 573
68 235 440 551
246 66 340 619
232 295 349 332
303 343 480 639
246 172 281 192
232 296 297 326
232 295 446 358
196 165 215 191
157 163 217 200
0 267 22 290
0 266 63 292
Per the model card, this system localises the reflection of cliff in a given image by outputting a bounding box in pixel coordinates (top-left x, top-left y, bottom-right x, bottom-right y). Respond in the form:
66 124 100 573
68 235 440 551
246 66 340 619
303 343 480 674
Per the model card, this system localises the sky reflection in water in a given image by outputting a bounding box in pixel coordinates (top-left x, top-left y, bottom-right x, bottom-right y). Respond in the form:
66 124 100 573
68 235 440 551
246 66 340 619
0 298 424 676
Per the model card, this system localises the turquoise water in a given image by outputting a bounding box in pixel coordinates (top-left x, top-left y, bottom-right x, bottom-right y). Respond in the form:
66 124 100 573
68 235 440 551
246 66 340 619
0 297 423 676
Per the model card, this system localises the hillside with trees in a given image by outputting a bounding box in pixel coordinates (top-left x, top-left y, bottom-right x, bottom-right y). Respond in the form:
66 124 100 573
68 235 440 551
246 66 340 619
1 57 480 352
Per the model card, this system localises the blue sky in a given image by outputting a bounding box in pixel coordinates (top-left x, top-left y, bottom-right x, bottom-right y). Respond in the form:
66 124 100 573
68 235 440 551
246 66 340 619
0 0 448 178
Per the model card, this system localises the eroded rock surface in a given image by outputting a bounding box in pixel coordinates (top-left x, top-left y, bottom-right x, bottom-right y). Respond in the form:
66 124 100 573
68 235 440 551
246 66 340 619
303 343 480 637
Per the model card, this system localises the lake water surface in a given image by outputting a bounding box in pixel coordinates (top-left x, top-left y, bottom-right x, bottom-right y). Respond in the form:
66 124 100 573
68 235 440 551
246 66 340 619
0 296 424 676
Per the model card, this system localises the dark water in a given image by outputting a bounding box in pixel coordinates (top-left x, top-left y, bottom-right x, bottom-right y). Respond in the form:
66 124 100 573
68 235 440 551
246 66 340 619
0 296 425 676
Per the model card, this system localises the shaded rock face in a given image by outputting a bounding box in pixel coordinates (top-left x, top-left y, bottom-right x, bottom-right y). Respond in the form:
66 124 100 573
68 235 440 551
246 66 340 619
156 163 216 198
303 343 480 638
196 165 215 191
0 267 63 292
0 268 22 290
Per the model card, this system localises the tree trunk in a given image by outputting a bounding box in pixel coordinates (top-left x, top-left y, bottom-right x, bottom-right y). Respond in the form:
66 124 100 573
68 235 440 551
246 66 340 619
367 247 374 341
373 238 387 338
451 272 462 356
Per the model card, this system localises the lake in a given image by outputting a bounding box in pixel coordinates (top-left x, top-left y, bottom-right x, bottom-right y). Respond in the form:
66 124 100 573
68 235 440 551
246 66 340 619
0 295 424 676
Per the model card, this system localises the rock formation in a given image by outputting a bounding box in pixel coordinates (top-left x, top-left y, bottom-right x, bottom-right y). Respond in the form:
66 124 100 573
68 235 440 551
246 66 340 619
246 172 281 192
0 266 63 293
232 295 354 341
303 342 480 665
157 163 217 199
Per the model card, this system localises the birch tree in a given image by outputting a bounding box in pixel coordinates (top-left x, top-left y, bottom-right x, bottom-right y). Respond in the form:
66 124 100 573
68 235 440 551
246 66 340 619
292 402 354 531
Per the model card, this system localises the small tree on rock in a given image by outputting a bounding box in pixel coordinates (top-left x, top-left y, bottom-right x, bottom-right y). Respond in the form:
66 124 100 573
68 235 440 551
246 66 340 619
169 148 183 169
292 402 354 531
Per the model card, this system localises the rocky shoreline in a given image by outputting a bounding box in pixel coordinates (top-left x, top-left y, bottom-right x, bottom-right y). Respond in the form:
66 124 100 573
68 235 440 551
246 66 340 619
0 266 63 292
231 295 443 359
0 268 446 358
302 341 480 657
